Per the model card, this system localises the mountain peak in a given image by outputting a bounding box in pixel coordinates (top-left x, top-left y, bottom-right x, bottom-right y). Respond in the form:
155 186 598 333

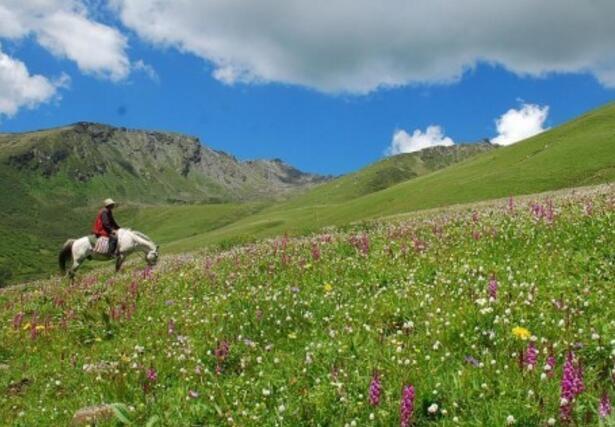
0 123 330 204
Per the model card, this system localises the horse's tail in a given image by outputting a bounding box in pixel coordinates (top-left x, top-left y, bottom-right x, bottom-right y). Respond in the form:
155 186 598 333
58 239 74 274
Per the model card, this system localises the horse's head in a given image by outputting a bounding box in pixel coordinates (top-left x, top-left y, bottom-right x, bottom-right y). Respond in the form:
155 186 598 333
146 245 159 266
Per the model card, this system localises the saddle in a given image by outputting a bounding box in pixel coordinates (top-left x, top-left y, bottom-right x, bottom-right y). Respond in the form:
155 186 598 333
89 235 111 255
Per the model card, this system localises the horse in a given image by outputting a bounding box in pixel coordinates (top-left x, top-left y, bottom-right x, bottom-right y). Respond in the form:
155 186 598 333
59 229 159 278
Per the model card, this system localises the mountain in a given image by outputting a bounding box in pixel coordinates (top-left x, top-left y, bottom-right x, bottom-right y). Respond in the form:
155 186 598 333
0 122 329 205
156 101 615 253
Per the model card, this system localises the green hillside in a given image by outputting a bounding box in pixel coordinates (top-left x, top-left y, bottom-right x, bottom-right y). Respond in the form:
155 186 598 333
1 102 614 284
0 127 489 283
285 142 494 205
160 101 615 252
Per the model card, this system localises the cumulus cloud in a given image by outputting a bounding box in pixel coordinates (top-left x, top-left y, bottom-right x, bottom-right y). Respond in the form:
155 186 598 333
387 126 454 156
0 0 130 80
492 104 549 146
0 46 67 117
110 0 615 93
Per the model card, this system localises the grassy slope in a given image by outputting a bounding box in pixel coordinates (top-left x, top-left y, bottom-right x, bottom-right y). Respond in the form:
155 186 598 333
121 203 266 246
162 101 615 252
0 186 612 426
284 143 493 205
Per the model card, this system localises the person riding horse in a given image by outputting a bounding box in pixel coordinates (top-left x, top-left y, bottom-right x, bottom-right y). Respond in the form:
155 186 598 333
92 198 121 256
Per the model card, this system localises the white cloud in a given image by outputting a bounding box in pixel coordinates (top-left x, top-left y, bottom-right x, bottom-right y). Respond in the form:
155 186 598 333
0 46 66 117
387 126 454 156
492 104 549 146
110 0 615 93
0 0 130 81
37 10 130 81
133 60 159 82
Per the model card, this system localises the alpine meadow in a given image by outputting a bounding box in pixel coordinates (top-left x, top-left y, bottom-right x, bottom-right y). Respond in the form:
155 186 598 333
1 1 615 426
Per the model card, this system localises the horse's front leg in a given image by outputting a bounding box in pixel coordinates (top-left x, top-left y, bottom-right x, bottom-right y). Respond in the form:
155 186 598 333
115 254 126 272
69 258 81 280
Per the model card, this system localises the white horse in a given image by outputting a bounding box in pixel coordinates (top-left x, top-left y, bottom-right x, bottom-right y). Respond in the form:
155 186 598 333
59 229 159 278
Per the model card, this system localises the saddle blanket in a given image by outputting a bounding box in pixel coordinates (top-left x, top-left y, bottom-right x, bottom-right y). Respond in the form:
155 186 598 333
93 236 110 255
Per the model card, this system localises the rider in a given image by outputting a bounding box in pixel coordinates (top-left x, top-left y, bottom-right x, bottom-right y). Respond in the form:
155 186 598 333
92 198 121 256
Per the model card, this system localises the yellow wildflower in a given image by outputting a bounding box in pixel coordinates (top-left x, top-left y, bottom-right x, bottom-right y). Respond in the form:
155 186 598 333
323 283 333 293
22 322 31 330
512 326 531 340
35 325 45 331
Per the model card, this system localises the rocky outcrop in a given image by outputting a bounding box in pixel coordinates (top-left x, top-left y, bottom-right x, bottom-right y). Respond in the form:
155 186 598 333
0 122 331 202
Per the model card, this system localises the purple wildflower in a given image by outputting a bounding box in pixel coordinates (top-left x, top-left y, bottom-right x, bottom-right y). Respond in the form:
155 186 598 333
584 201 593 216
412 238 426 253
545 199 555 224
349 234 370 255
560 351 584 422
545 352 556 378
141 266 152 280
12 312 24 329
531 203 544 221
214 340 230 375
369 373 382 406
311 242 321 261
487 275 498 300
508 196 515 213
464 355 480 367
400 384 415 427
523 342 538 370
146 367 157 382
599 393 612 418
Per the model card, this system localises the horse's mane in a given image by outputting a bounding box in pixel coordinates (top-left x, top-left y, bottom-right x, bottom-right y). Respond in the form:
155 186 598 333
123 228 154 244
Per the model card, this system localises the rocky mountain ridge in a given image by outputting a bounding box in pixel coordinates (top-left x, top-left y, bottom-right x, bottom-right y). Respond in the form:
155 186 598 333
0 122 330 203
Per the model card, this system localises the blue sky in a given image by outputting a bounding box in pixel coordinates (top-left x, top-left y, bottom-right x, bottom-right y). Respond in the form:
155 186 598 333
1 1 614 175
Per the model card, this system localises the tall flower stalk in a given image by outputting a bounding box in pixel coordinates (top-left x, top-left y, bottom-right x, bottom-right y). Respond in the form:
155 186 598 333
560 351 584 422
400 384 415 427
369 372 382 406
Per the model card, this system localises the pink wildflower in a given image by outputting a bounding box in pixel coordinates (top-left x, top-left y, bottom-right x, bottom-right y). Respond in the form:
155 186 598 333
146 367 157 382
599 393 612 418
487 275 498 300
523 342 538 370
560 351 584 422
311 242 321 261
400 385 415 427
369 372 382 406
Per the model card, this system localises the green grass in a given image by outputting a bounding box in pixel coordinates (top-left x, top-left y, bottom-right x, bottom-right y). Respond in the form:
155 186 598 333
121 202 267 245
282 143 493 205
159 101 615 252
0 185 612 425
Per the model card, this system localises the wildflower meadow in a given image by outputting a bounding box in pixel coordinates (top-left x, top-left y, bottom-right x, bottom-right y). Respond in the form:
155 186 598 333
0 185 613 426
